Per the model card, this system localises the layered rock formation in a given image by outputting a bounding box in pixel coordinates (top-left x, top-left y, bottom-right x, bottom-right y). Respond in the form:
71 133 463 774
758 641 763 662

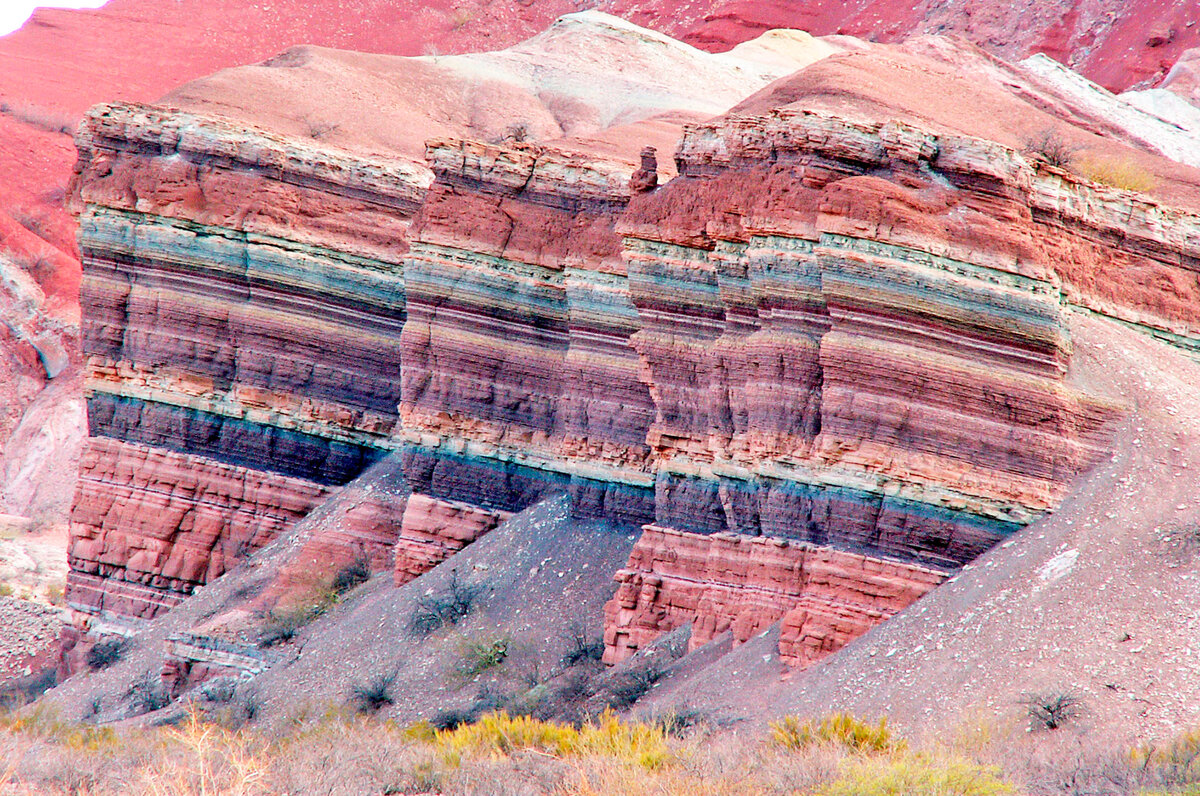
66 16 1200 672
68 105 414 619
66 13 833 622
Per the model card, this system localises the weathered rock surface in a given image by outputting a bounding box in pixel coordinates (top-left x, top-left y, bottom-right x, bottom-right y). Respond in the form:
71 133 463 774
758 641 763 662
64 19 1200 673
67 13 831 621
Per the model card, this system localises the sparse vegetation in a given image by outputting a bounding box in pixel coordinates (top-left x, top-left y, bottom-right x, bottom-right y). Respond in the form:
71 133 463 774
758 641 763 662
816 756 1016 796
126 671 169 716
1074 154 1159 192
330 553 371 595
1020 692 1082 730
1023 128 1078 168
770 712 904 754
1132 725 1200 790
349 672 396 714
17 700 1200 795
426 709 673 770
604 660 664 709
257 588 337 647
301 117 340 141
85 638 126 671
560 621 606 667
456 634 510 678
0 101 77 135
407 569 487 638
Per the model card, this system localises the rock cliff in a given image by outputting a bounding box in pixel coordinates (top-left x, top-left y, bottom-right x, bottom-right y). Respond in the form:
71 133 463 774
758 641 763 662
65 13 834 622
65 17 1200 672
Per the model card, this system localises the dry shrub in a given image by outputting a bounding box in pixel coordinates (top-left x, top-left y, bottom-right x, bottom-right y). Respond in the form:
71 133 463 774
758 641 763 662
407 568 487 638
1019 692 1081 731
816 755 1016 796
427 709 673 770
0 101 77 135
1023 128 1078 168
1132 725 1200 790
137 708 270 795
1074 154 1158 192
770 713 903 754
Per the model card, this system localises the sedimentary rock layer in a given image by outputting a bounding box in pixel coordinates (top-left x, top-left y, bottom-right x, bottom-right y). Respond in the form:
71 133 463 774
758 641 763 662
398 140 657 538
68 105 414 618
604 525 946 666
69 24 1200 674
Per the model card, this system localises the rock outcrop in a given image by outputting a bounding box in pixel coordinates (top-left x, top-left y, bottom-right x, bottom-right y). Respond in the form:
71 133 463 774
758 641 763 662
65 18 1200 671
67 106 414 619
66 13 835 622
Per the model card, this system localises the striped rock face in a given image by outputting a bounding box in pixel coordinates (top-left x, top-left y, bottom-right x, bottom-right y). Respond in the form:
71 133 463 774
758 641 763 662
69 105 417 619
66 25 1200 670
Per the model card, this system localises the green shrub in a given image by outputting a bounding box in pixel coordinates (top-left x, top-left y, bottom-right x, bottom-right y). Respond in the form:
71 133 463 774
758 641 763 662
770 713 904 754
456 635 509 678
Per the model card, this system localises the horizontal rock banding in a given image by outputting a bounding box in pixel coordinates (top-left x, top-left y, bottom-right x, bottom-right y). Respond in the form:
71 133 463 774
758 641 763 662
604 525 947 666
69 437 329 618
397 140 660 548
72 27 1200 675
68 104 417 618
602 112 1132 663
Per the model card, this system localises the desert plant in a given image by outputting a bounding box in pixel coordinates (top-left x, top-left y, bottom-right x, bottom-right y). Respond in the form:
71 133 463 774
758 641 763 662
430 709 672 770
649 704 709 737
770 713 903 754
350 672 396 714
1020 692 1081 730
456 635 510 679
83 695 103 721
85 637 126 671
44 581 65 606
1023 128 1078 168
257 591 335 647
605 662 664 709
1074 154 1158 192
331 554 371 595
816 755 1016 796
127 671 169 715
300 117 339 140
407 569 486 638
0 101 77 135
561 621 606 667
200 678 239 704
1132 725 1200 788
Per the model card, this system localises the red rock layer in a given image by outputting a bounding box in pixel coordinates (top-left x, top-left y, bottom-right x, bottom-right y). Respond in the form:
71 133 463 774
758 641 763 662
68 437 328 619
393 494 512 585
604 525 945 665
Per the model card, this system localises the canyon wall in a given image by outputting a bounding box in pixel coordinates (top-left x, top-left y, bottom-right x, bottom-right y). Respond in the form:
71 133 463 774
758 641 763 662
66 24 1200 668
68 104 417 620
